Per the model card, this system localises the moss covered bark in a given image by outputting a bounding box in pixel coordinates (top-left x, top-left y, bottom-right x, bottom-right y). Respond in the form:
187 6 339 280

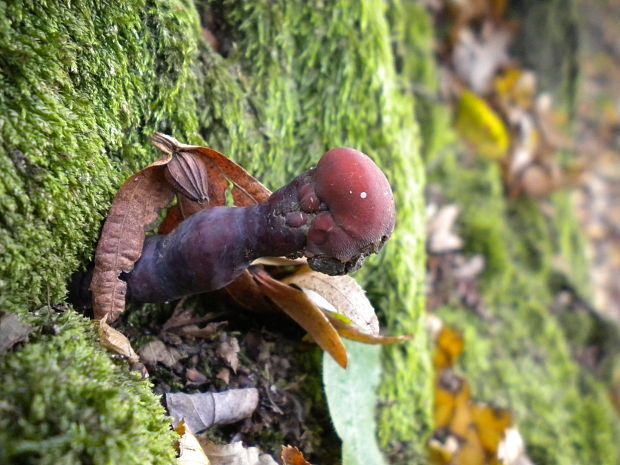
0 1 429 463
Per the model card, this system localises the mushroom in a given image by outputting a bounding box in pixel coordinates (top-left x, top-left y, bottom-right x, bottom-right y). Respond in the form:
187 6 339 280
126 148 396 303
305 147 396 275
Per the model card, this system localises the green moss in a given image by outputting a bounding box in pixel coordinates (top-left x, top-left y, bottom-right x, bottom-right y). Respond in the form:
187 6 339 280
0 0 203 313
0 308 177 465
195 1 431 458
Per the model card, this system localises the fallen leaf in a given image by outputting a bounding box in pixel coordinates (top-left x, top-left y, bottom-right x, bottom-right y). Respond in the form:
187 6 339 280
224 269 278 314
97 315 139 365
166 389 259 433
176 421 210 465
434 370 472 431
283 267 379 335
471 403 513 455
216 367 231 385
252 268 348 368
186 368 208 385
323 340 389 465
453 24 513 94
0 312 32 355
217 336 240 373
427 204 464 254
497 427 535 465
495 69 537 111
138 339 184 368
456 91 510 160
433 326 465 372
199 441 277 465
153 133 271 232
251 257 307 267
90 151 175 322
429 321 534 465
180 322 228 340
281 446 312 465
322 311 412 345
285 267 412 344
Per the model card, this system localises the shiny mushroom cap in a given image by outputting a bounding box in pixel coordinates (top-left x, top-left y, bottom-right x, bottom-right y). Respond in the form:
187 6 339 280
303 148 396 275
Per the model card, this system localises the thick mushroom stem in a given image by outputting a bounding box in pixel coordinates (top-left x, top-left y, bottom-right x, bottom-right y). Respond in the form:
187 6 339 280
127 176 309 303
126 149 396 303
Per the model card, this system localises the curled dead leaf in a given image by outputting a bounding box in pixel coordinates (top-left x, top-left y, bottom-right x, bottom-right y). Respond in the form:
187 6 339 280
166 389 259 433
90 155 174 322
252 268 348 368
97 315 139 365
283 267 379 335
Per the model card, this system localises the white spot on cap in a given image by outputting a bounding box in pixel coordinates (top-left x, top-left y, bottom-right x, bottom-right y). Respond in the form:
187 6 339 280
360 192 367 199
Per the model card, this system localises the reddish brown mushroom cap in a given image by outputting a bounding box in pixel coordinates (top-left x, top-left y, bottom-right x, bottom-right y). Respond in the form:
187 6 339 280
305 148 396 272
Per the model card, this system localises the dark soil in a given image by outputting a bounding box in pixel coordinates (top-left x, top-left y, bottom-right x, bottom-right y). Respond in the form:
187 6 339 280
118 291 341 463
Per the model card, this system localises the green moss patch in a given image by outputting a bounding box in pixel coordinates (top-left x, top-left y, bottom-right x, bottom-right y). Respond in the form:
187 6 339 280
0 308 177 465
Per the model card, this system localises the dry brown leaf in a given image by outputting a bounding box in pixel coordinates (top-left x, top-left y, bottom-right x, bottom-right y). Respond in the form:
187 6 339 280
97 315 139 365
166 389 259 433
176 421 210 465
217 337 240 373
281 446 312 465
283 267 379 334
0 312 32 355
199 441 277 465
153 133 271 233
186 368 208 385
138 339 184 368
224 270 277 313
180 322 228 340
91 153 175 322
427 204 464 254
252 268 348 368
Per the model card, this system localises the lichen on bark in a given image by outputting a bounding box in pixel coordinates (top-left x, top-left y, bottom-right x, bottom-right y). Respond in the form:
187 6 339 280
0 0 430 463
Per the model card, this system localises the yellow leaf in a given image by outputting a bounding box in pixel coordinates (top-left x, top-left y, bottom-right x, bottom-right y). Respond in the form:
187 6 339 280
494 69 536 110
456 91 510 160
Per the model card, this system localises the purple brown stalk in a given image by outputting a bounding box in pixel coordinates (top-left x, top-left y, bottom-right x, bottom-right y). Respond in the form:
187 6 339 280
127 148 396 303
